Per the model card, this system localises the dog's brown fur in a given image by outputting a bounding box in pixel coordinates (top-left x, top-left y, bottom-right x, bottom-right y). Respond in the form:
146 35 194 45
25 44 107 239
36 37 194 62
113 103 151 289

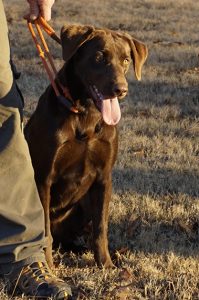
25 24 148 268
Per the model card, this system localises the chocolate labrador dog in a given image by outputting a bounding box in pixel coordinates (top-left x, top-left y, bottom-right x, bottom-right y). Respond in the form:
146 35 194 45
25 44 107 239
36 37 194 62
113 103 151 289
25 24 148 268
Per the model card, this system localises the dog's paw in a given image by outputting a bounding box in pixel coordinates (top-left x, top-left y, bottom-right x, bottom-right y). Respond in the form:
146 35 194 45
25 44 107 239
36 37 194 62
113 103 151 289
96 253 115 268
103 259 115 268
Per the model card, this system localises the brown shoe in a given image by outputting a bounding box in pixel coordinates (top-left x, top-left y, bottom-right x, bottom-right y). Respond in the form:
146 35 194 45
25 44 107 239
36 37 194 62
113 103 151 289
3 261 72 299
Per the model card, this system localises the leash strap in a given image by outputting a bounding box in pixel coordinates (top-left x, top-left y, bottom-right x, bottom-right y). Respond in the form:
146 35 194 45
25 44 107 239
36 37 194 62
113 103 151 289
37 16 61 45
27 17 78 113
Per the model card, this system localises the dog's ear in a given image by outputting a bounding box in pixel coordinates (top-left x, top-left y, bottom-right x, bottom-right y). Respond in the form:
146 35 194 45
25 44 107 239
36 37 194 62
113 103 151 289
112 31 148 80
60 24 94 62
129 37 148 80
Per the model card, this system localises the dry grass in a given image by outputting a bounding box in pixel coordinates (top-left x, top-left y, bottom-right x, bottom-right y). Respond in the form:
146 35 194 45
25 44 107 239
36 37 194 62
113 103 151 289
1 0 199 299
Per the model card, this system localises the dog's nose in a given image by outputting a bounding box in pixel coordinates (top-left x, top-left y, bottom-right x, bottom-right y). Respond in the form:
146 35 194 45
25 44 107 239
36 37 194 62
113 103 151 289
113 83 128 98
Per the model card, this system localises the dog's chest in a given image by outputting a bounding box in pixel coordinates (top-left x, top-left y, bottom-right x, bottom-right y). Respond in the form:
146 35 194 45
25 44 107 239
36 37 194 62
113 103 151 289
53 115 117 201
50 107 118 212
56 121 109 175
56 107 108 170
51 131 106 208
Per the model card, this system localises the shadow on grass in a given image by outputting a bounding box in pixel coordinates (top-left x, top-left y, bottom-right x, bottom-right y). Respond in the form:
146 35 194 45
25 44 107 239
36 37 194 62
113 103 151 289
56 218 198 268
109 218 199 259
127 80 199 119
112 167 199 198
109 166 199 258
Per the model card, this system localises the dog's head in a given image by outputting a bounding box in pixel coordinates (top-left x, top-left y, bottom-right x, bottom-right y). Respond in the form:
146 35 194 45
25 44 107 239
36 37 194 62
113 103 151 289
60 24 148 125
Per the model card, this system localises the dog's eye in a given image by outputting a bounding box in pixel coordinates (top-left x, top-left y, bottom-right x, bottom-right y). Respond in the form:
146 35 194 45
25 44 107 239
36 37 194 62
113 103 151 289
95 51 104 63
123 58 130 65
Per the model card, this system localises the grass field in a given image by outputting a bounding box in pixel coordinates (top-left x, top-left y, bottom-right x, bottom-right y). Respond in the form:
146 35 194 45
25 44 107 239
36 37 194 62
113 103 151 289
1 0 199 299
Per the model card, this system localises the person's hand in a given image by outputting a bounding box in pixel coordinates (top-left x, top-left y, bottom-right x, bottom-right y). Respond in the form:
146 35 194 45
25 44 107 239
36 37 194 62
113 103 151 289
25 0 55 21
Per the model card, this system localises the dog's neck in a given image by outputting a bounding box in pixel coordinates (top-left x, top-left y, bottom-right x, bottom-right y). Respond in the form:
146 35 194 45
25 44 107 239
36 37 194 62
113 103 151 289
54 59 103 131
57 60 90 107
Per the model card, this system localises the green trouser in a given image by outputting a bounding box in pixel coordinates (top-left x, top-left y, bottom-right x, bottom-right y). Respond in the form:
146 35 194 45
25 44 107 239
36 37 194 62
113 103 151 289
0 0 47 273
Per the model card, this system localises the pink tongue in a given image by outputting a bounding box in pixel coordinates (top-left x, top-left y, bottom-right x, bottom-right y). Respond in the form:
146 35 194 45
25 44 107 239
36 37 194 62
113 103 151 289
101 97 121 125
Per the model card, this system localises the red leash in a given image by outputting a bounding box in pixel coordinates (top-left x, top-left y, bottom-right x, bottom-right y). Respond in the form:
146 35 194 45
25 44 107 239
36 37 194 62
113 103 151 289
27 17 78 113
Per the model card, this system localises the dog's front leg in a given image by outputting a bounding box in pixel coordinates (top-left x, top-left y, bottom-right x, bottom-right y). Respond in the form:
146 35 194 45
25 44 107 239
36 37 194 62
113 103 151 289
37 181 54 268
90 175 114 268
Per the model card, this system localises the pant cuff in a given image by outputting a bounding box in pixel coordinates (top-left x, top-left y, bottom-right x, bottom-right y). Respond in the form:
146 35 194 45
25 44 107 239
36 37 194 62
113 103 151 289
0 252 46 275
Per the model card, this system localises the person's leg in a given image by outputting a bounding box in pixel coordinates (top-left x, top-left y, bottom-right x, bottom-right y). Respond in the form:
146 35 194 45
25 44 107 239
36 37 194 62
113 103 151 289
0 0 13 99
0 0 47 269
0 1 72 298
